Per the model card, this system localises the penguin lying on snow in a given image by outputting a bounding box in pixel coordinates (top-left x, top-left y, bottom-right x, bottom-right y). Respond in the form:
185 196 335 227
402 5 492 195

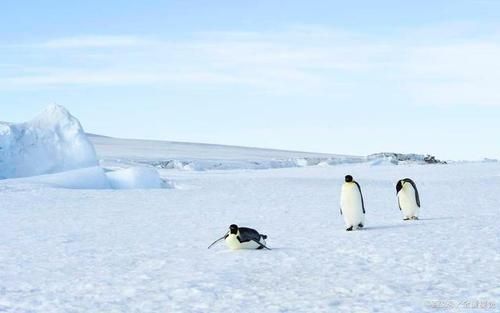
396 178 421 220
340 175 365 231
208 224 271 250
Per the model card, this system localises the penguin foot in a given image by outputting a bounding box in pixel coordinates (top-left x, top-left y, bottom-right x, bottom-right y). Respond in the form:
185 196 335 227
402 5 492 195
403 218 410 221
411 216 419 220
358 223 364 228
346 226 354 231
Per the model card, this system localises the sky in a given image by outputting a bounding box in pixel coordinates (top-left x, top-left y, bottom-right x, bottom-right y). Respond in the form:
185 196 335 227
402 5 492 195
1 0 499 160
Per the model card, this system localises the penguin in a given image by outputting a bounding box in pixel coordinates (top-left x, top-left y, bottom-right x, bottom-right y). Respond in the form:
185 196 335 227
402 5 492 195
208 224 270 250
340 175 365 231
396 178 420 220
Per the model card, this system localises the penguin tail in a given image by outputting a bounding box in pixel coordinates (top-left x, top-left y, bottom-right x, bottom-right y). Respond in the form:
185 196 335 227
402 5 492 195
261 234 268 240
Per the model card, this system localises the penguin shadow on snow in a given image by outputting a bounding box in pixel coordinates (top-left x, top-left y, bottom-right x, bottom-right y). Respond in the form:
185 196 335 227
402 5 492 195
359 222 423 231
211 247 288 254
416 216 455 221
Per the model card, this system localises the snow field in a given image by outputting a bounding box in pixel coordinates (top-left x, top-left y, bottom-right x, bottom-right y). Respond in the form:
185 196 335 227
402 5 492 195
0 163 498 313
0 105 497 312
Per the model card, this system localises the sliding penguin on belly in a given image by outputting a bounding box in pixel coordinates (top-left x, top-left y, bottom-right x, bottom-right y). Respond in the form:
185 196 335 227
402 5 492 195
340 175 365 231
396 178 420 220
208 224 270 250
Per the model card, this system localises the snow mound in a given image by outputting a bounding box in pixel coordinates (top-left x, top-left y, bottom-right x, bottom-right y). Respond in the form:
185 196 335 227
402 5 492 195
106 167 166 189
17 166 111 189
0 105 98 179
1 166 169 190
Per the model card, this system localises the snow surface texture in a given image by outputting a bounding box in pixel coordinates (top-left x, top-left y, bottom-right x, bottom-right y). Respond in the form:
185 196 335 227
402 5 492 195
0 105 98 179
0 162 498 313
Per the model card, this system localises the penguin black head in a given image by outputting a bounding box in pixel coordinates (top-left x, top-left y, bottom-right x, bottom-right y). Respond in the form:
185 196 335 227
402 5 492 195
396 180 404 193
229 224 238 234
345 175 353 183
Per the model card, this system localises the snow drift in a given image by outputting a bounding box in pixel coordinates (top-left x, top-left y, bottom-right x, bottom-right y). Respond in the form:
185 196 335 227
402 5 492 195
13 166 111 189
106 167 166 189
2 166 168 190
0 105 98 179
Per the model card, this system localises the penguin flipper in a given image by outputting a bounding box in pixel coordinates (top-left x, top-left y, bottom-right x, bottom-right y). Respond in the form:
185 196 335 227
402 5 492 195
208 231 230 249
207 235 226 249
354 181 366 214
252 239 271 250
413 183 421 207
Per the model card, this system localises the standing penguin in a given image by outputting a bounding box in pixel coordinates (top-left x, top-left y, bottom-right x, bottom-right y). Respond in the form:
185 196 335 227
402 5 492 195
340 175 365 231
208 224 270 250
396 178 420 220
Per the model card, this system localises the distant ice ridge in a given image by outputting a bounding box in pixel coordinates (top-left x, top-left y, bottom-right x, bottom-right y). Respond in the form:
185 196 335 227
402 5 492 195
0 104 97 179
148 157 365 171
89 134 447 172
367 153 447 166
143 154 445 171
0 105 167 189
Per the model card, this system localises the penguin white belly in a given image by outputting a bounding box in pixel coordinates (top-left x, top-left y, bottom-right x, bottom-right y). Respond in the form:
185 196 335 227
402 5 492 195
225 234 265 250
340 184 365 228
398 185 419 218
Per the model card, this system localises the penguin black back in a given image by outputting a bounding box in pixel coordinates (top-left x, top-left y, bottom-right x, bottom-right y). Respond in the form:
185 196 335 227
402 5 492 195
396 178 421 207
237 227 263 243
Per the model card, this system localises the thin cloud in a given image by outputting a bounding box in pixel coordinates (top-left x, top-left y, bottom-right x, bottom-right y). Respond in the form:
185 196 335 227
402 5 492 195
40 35 156 48
2 69 259 87
2 25 500 106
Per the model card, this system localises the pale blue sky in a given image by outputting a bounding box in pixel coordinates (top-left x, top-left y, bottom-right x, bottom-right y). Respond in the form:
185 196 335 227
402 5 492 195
1 0 499 160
